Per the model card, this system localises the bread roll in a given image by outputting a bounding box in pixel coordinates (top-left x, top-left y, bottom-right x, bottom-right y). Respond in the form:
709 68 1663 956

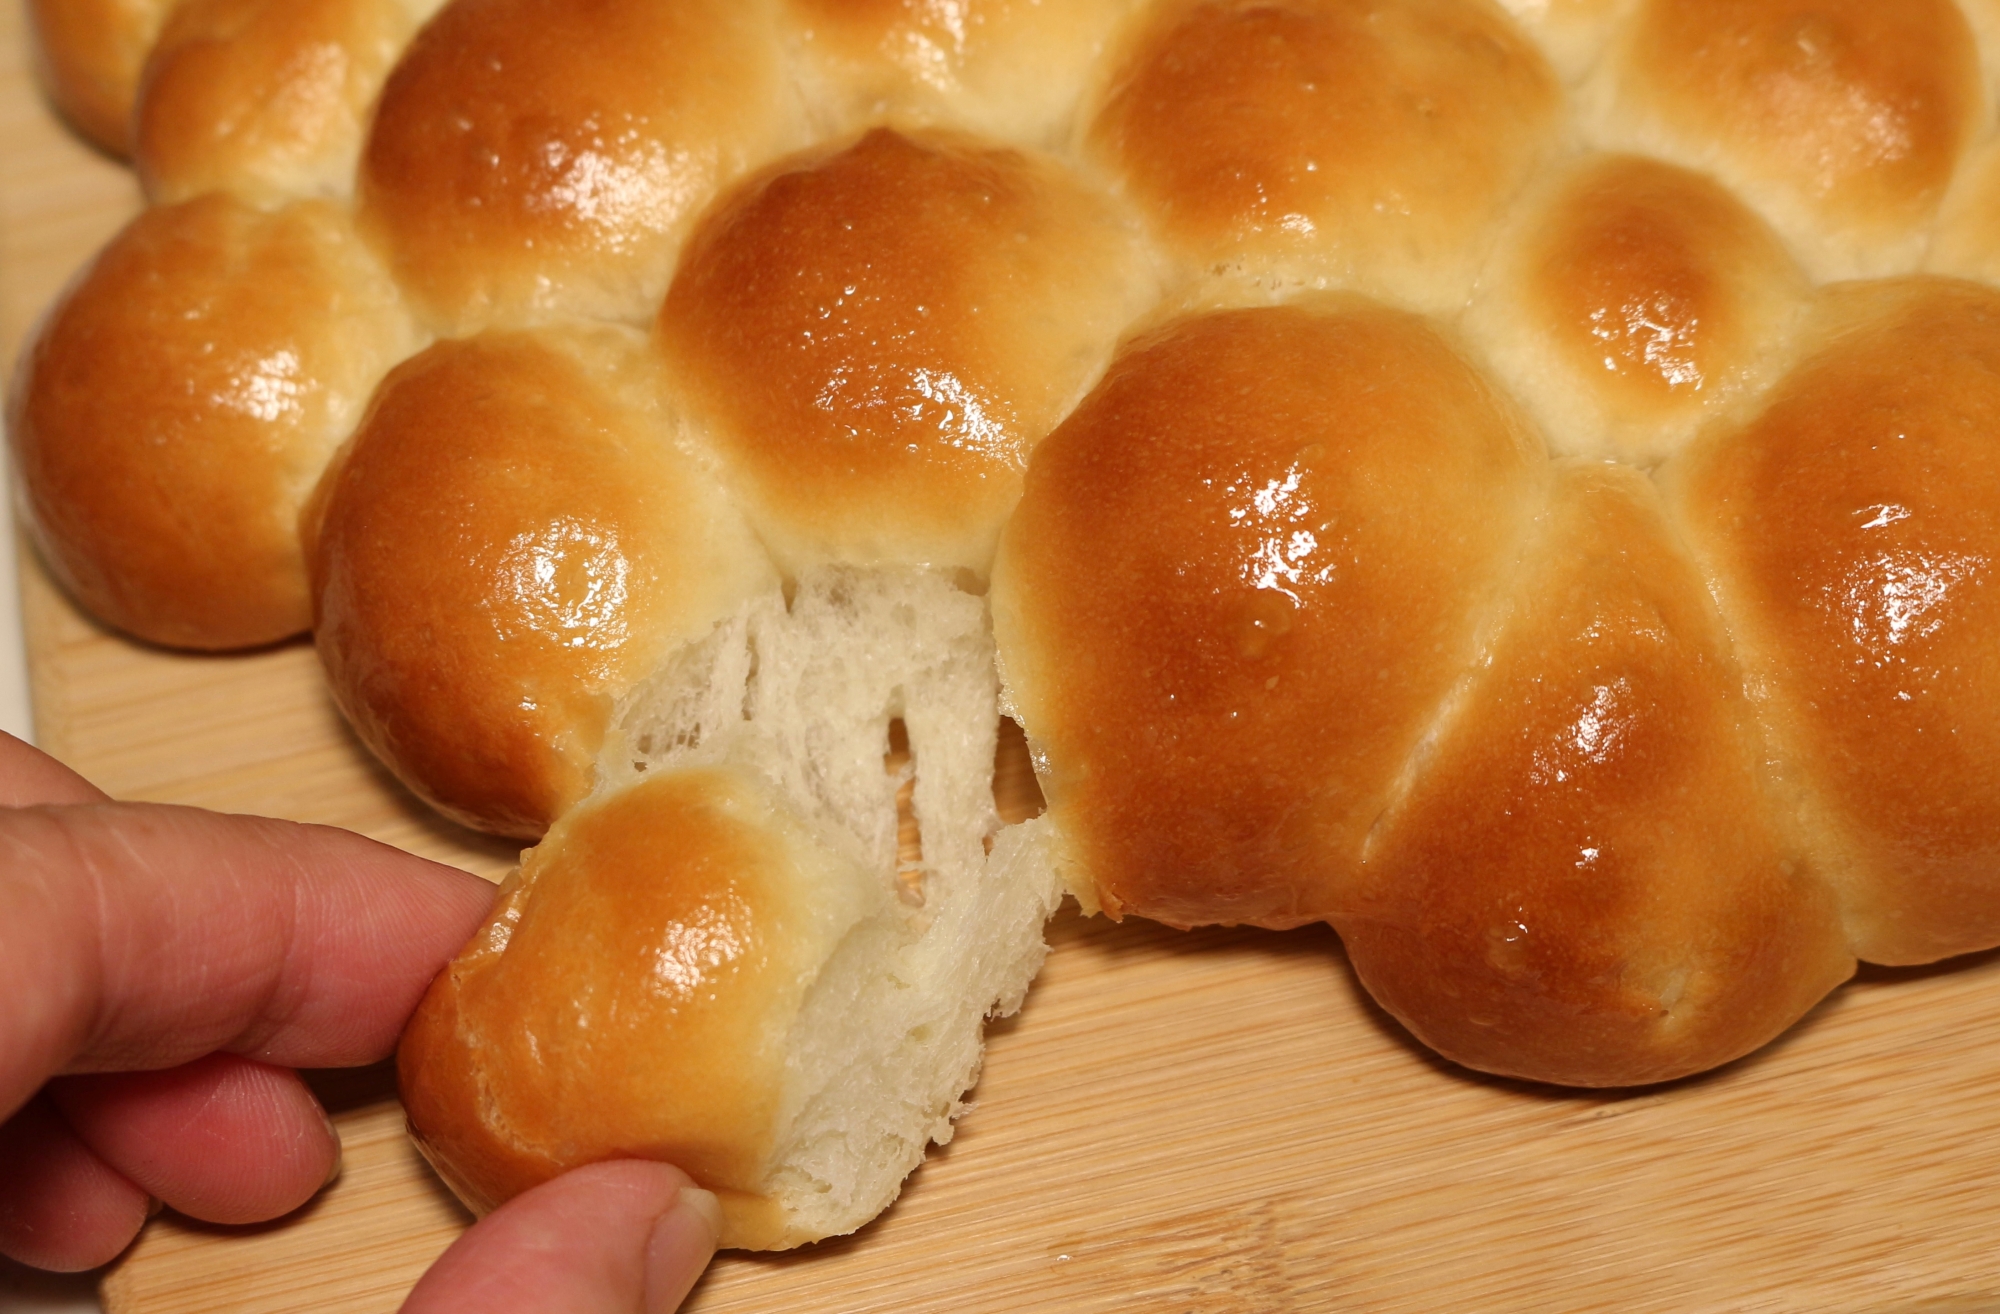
357 0 796 334
1664 277 2000 966
1463 152 1809 465
136 0 435 204
309 324 774 837
9 193 418 649
403 767 848 1244
660 126 1154 575
1341 461 1854 1086
1090 0 1562 313
1587 0 1983 280
25 0 176 153
991 298 1543 929
402 568 1063 1247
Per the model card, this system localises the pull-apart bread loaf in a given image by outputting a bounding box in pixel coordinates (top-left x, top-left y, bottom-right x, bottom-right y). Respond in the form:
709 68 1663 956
18 0 2000 1245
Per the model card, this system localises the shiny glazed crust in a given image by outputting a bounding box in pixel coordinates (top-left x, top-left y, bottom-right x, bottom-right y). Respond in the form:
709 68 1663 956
398 768 832 1249
10 194 418 648
308 325 773 836
18 0 2000 1240
992 300 1545 930
660 127 1154 573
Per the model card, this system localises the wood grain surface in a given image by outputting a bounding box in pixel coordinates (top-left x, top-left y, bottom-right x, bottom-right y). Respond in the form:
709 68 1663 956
9 7 2000 1312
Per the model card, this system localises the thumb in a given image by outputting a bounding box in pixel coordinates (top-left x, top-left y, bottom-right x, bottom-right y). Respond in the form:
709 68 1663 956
401 1161 719 1314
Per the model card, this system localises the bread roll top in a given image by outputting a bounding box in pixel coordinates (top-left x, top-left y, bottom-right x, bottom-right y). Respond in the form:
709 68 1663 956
358 0 794 334
1594 0 1982 280
660 126 1152 576
783 0 1146 146
310 325 775 838
26 0 176 154
992 297 1543 928
1667 277 2000 966
1341 461 1854 1087
400 765 869 1248
1090 0 1562 313
8 193 418 650
136 0 432 205
1464 152 1809 465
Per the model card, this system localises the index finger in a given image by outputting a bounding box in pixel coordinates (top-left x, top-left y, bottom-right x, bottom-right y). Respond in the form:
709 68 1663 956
0 800 496 1123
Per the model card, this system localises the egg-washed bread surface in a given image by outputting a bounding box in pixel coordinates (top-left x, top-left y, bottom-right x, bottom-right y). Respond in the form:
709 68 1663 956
15 0 2000 1247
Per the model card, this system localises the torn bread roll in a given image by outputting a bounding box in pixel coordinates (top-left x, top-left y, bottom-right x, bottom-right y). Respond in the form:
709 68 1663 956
400 569 1063 1248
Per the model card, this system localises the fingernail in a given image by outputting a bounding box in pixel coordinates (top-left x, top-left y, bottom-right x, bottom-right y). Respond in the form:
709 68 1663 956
677 1188 722 1242
320 1107 345 1189
643 1187 721 1313
146 1196 165 1219
322 1140 345 1189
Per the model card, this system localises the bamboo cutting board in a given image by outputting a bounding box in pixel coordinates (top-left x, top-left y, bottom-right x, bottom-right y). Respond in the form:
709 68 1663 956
9 10 2000 1312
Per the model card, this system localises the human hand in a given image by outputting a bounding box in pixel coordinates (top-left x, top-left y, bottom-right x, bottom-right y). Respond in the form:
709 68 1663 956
0 733 717 1310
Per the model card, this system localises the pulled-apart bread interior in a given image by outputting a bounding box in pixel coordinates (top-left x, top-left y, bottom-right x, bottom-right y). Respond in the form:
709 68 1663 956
17 0 2000 1248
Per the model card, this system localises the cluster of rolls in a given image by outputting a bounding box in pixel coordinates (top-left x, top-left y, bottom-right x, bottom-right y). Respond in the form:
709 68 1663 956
17 0 2000 1246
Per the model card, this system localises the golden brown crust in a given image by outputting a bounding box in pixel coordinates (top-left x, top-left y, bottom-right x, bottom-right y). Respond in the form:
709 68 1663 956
135 0 422 204
357 0 793 334
397 931 557 1217
8 194 417 650
1090 0 1561 311
660 126 1151 574
1598 0 1980 278
1341 462 1854 1087
992 298 1543 929
1465 152 1808 463
309 326 774 838
1666 278 2000 966
398 768 816 1248
25 0 178 155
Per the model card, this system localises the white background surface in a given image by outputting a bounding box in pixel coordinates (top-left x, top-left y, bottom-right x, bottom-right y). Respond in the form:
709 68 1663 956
0 469 36 744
